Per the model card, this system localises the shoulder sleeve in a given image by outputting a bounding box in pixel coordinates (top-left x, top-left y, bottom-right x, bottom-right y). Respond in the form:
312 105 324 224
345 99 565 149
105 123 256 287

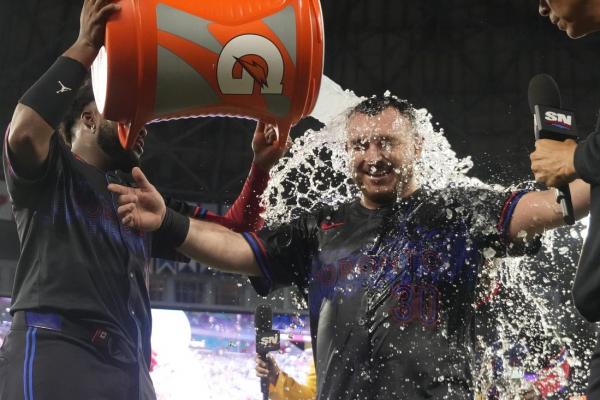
2 130 64 208
574 131 600 185
465 187 541 257
244 212 320 296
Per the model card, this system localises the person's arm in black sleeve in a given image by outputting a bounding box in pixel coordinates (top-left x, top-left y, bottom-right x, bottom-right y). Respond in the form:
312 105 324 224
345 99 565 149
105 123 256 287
245 213 319 296
569 117 600 320
572 183 600 321
6 0 120 178
574 128 600 185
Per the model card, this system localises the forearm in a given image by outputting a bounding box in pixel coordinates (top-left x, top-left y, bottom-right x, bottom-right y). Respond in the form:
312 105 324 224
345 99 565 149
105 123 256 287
508 179 590 239
9 47 89 175
177 218 262 276
62 40 100 69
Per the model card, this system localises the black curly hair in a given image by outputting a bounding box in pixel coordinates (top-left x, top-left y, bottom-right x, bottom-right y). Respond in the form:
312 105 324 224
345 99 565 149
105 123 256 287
58 77 95 144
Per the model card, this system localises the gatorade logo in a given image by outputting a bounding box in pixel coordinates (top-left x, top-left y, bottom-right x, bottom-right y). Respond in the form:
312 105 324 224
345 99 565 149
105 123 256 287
217 35 285 95
154 4 296 116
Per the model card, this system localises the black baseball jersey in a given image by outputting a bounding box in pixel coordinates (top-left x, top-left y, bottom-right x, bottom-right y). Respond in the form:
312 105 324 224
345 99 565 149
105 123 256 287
1 132 180 399
245 187 539 399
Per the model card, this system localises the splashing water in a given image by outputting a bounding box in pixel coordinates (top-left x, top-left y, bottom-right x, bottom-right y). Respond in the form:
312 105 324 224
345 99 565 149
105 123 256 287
261 77 591 398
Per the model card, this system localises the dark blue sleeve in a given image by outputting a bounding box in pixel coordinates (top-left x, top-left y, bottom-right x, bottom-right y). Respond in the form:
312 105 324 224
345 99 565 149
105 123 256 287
467 187 541 257
3 131 64 209
243 214 319 296
572 184 600 321
574 130 600 185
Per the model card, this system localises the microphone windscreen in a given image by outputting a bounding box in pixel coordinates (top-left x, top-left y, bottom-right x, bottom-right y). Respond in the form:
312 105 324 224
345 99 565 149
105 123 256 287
255 305 272 332
528 73 561 113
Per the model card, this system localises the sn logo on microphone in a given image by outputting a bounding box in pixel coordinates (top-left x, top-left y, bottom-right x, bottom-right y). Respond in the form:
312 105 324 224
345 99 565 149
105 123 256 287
260 335 279 346
544 111 572 130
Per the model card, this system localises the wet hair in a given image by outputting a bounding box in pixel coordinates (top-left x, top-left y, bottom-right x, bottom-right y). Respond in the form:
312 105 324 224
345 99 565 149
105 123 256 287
350 94 419 134
58 77 95 144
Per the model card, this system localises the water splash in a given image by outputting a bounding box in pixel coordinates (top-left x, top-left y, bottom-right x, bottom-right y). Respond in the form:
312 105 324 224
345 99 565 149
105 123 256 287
261 76 591 398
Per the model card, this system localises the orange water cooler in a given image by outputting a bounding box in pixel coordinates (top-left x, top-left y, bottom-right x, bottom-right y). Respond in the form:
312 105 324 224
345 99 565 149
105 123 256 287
91 0 324 149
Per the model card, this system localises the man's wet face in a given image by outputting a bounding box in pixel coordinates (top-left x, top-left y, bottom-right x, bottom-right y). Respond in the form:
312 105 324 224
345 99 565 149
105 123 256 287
347 107 420 207
96 119 146 171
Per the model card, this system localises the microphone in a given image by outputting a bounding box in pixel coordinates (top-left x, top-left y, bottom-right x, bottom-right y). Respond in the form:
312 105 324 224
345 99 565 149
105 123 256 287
255 305 280 400
528 74 578 225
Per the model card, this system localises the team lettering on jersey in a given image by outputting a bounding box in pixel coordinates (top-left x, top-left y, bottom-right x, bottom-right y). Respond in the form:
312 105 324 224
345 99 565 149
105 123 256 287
312 225 479 329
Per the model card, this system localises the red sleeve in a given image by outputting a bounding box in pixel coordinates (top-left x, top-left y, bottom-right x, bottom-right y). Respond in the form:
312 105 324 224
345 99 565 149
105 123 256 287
201 163 269 232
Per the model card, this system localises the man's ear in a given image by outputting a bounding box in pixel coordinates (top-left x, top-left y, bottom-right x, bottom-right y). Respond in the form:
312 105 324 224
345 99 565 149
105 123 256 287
414 134 423 158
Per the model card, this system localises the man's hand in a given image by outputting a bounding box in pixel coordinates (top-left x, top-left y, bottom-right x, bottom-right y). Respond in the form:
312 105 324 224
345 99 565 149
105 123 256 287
64 0 121 68
530 139 578 188
252 122 291 172
107 167 166 232
255 354 280 386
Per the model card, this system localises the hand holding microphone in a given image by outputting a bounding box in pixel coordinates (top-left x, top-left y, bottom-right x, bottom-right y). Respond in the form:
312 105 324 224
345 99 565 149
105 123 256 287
528 74 579 225
255 305 281 400
530 139 578 188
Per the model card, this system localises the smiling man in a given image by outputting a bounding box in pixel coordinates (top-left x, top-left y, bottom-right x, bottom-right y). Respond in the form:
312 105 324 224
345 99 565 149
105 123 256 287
346 103 421 207
110 95 590 399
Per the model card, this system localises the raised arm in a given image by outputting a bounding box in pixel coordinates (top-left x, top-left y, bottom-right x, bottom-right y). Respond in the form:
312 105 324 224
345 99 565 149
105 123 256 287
507 179 590 240
7 0 120 177
205 122 286 231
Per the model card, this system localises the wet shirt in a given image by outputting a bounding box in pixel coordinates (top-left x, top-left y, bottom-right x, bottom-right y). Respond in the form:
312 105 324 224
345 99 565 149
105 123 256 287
2 133 175 369
246 188 538 399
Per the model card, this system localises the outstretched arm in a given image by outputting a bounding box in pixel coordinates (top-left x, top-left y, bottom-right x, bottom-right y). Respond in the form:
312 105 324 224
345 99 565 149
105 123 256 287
8 0 120 177
109 167 261 276
507 179 590 241
179 218 260 276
